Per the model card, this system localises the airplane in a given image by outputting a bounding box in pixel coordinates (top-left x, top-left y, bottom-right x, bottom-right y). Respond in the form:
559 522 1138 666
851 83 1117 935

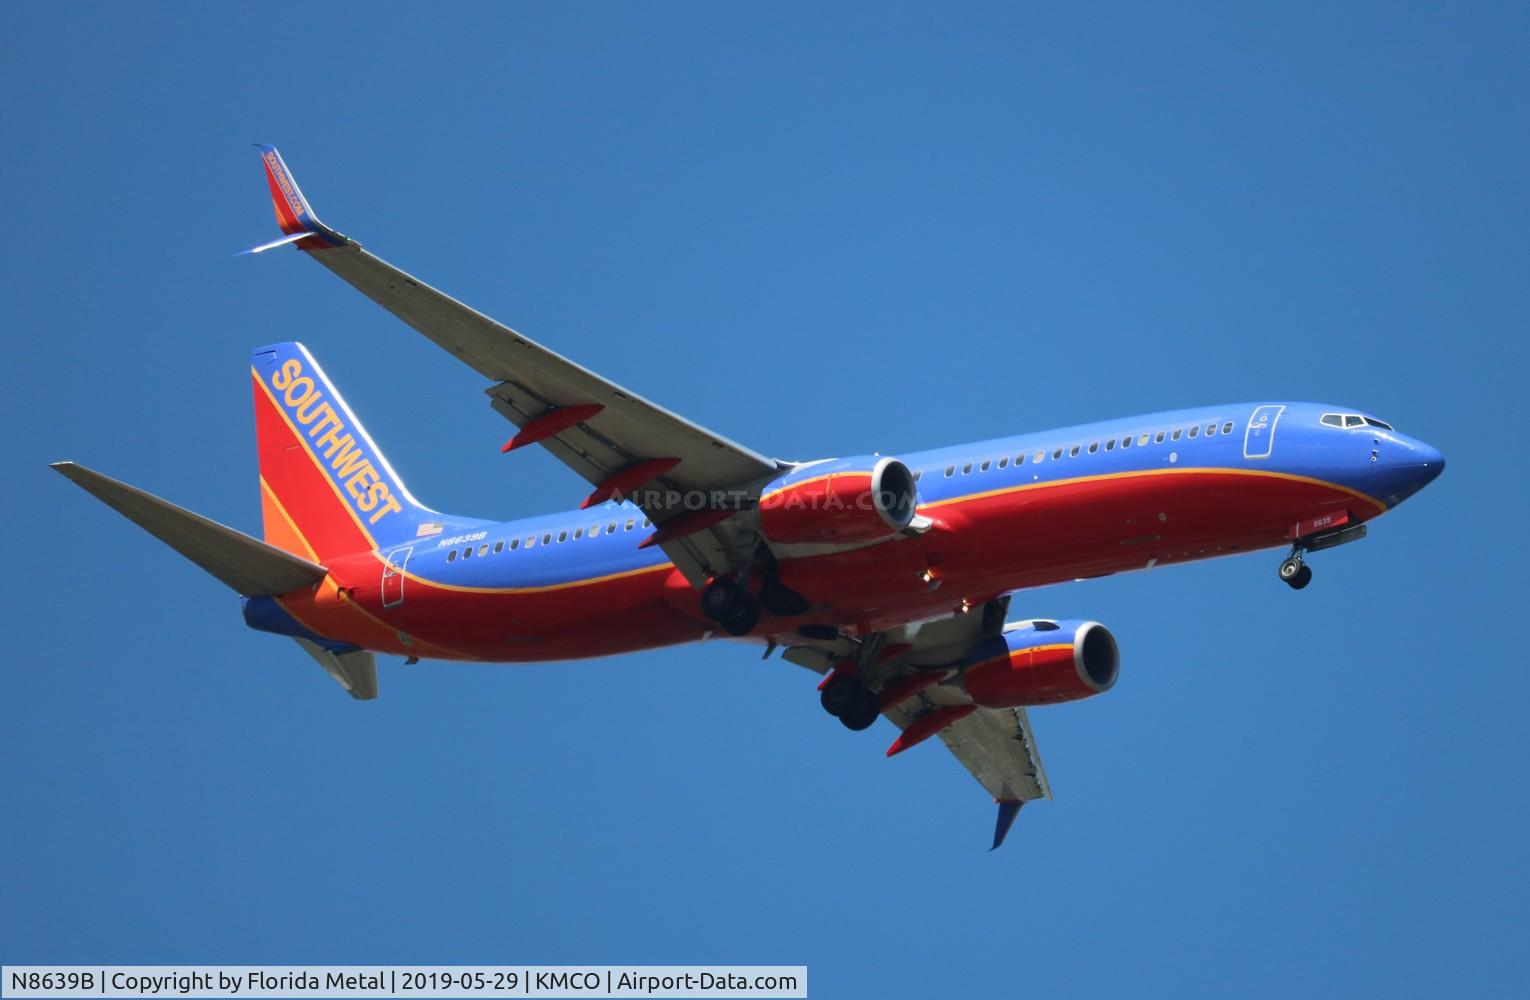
52 145 1446 849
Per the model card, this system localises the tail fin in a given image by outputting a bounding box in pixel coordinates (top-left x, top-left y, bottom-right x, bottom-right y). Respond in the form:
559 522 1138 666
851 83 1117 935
252 342 467 562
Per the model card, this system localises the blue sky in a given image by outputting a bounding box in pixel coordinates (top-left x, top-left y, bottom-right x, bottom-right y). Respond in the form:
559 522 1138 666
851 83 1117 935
3 3 1527 996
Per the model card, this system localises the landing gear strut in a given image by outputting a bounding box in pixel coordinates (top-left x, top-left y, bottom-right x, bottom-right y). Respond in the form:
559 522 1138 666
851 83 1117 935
700 579 761 635
1278 553 1313 590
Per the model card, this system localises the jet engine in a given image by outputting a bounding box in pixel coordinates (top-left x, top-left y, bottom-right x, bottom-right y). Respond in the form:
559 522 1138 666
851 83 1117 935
758 456 918 545
960 620 1119 708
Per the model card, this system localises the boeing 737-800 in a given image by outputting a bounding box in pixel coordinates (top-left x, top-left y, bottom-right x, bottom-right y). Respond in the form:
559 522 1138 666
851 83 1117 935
53 146 1445 847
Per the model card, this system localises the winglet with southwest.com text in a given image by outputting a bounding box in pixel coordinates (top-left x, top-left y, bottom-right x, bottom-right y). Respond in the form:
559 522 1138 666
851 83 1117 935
239 144 350 255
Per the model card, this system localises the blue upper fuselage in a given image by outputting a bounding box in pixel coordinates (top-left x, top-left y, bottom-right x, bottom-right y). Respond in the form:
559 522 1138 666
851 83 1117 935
402 402 1444 590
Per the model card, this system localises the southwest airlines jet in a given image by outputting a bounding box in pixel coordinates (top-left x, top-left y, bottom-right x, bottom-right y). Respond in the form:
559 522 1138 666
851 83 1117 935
53 147 1445 848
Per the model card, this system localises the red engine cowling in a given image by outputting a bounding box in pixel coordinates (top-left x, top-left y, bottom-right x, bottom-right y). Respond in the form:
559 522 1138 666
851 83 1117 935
758 456 918 544
960 620 1119 708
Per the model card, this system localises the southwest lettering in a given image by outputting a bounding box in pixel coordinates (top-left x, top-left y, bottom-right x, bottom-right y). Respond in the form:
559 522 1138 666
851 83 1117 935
294 390 328 425
331 439 369 480
346 466 380 510
271 358 301 390
314 423 350 460
283 377 315 408
267 358 402 527
305 402 341 440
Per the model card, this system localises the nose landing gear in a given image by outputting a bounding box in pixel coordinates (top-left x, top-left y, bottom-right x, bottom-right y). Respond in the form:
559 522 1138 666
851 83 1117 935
1278 553 1313 590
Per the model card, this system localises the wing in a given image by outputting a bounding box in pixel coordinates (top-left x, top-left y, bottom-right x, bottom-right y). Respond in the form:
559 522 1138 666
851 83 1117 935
781 597 1052 849
246 145 786 585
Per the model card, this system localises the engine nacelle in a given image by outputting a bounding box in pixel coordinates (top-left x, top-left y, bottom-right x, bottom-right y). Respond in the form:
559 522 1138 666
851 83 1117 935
758 456 918 545
960 620 1119 708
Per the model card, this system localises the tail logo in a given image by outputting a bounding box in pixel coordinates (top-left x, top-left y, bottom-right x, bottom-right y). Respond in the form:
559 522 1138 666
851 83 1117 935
266 358 404 527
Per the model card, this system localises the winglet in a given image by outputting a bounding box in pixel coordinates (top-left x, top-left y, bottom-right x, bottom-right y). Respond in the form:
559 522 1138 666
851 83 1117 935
246 144 349 252
991 800 1024 851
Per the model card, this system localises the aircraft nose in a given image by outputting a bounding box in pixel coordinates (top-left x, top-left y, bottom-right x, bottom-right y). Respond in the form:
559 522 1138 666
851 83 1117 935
1404 437 1446 487
1372 434 1445 504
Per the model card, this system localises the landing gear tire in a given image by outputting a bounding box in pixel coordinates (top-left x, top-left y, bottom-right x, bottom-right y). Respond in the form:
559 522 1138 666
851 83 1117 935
1287 564 1313 590
702 579 746 619
839 689 880 732
1278 557 1304 583
701 579 761 635
719 600 761 636
820 673 859 716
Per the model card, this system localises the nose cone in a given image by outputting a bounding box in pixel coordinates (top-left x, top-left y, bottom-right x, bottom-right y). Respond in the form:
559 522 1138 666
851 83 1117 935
1372 434 1445 506
1412 439 1446 485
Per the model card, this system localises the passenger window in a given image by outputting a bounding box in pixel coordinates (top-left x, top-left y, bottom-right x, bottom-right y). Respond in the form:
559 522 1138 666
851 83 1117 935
913 470 922 482
1105 439 1115 451
1016 453 1026 466
642 518 652 528
1088 442 1099 454
446 550 457 563
1171 429 1182 441
1222 422 1233 435
510 538 520 550
1034 451 1044 463
945 465 955 477
1052 448 1063 460
1139 434 1150 446
980 460 991 472
997 457 1008 470
525 535 536 549
543 533 552 545
573 528 584 540
493 541 504 554
1155 432 1165 443
558 531 568 543
962 462 973 475
1069 445 1080 458
477 544 488 557
625 519 635 531
1187 426 1198 439
1121 436 1132 449
462 547 473 559
1206 423 1217 436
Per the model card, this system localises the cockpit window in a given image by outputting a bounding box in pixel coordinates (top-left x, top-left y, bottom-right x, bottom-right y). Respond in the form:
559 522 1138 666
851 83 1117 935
1324 412 1395 431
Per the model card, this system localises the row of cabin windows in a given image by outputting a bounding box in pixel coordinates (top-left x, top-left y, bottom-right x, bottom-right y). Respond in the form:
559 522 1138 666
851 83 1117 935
446 517 654 562
940 421 1236 478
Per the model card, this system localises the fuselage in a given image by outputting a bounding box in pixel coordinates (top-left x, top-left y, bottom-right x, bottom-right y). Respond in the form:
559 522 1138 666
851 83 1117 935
251 401 1444 662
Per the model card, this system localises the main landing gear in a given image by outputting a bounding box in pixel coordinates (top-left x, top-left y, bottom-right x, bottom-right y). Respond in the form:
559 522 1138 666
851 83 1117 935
820 670 879 731
700 554 810 636
1278 553 1313 590
700 579 761 636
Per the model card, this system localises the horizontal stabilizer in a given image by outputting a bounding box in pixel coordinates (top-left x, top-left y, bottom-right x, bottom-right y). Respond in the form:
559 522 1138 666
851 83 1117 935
52 461 327 596
294 638 378 700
